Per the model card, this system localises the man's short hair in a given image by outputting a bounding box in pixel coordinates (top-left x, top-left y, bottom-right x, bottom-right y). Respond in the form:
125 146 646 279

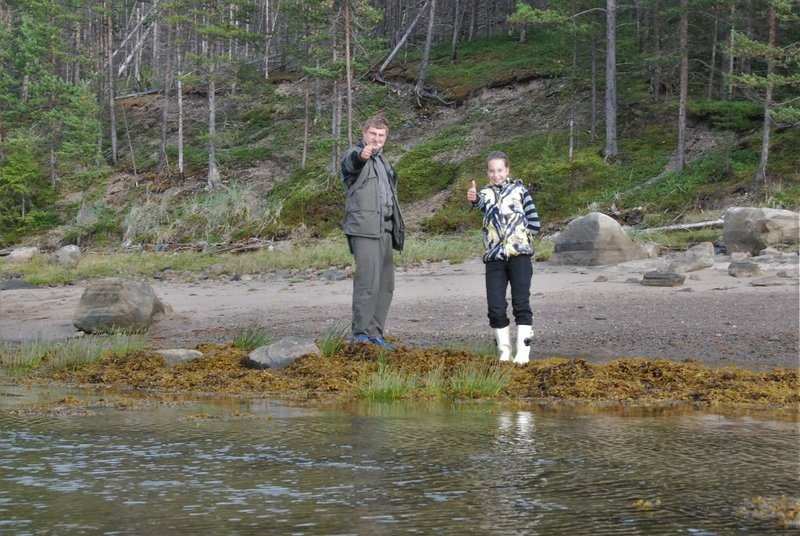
362 115 390 133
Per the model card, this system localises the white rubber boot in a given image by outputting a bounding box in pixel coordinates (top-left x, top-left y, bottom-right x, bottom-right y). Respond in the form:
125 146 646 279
513 325 533 364
494 327 512 361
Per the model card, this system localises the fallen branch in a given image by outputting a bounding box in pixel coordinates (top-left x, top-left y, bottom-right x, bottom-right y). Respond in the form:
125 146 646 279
641 219 724 232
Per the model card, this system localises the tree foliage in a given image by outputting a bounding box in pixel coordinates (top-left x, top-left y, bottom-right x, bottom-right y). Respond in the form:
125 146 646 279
0 0 796 241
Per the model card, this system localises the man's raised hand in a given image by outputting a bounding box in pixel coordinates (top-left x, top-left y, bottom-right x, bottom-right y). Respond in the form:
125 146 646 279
360 144 375 161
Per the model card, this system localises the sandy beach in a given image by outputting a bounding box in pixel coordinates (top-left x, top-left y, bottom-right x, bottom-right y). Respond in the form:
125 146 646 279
1 255 798 371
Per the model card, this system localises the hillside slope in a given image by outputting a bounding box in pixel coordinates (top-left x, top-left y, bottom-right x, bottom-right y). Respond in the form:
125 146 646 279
16 60 797 252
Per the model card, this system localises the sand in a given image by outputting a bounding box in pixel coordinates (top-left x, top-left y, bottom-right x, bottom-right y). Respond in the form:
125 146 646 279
1 255 798 371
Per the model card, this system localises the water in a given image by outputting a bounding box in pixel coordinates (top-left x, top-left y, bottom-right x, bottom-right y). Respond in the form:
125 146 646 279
0 385 797 535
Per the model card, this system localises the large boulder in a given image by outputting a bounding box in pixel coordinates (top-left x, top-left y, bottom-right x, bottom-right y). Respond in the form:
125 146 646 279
50 245 81 265
5 246 40 264
73 278 169 334
723 207 800 255
549 212 648 266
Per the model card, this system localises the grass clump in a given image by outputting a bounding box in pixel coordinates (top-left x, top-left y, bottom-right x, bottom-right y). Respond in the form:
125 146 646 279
232 323 272 351
1 334 146 375
0 339 55 374
319 321 349 358
360 361 419 401
448 361 514 399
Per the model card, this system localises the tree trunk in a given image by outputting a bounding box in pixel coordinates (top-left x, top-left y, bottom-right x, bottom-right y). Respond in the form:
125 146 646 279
676 0 688 171
726 3 735 100
707 4 718 101
344 0 353 146
604 0 618 159
590 29 597 144
50 139 57 187
263 0 281 79
569 28 577 162
468 0 477 41
107 6 118 166
415 0 437 106
176 23 185 184
755 5 776 185
177 77 184 183
206 76 223 191
302 81 309 168
377 0 430 82
331 13 341 175
651 1 661 103
157 20 174 179
450 0 463 62
151 0 160 81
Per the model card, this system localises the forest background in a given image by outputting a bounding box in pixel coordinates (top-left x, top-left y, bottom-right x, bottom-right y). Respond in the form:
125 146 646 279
0 0 797 255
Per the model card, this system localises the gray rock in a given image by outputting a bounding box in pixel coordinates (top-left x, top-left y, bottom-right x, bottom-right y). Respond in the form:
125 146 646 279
5 247 39 264
642 241 661 258
155 349 204 366
321 268 348 281
51 245 81 265
641 272 686 287
550 212 648 266
668 242 714 273
723 207 800 255
244 337 320 370
728 261 762 278
73 278 170 334
0 279 38 290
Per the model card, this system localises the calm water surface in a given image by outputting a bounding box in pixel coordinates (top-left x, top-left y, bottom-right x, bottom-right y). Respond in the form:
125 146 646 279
0 385 797 535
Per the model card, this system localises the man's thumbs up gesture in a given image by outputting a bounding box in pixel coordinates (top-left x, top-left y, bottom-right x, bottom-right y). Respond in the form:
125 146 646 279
466 179 478 203
360 144 377 161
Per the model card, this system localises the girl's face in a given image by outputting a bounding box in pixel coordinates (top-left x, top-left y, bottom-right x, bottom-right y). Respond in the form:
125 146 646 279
487 158 509 186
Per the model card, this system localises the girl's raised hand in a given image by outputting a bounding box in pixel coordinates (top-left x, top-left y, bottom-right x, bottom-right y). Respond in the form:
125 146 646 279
467 179 477 202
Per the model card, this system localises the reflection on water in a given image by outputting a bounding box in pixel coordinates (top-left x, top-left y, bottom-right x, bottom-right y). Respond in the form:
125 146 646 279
0 385 797 535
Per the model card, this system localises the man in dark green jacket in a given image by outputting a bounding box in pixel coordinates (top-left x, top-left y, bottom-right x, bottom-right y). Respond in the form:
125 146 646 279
341 115 405 350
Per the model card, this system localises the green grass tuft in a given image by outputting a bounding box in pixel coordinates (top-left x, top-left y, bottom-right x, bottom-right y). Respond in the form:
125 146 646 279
319 321 349 358
1 334 146 375
232 323 272 351
448 362 514 399
359 362 419 401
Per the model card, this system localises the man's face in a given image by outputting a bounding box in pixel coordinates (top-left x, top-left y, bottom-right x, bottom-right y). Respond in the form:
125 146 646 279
363 127 388 149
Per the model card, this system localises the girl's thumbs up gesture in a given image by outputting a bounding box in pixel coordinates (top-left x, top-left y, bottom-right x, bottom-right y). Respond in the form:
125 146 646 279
466 179 478 203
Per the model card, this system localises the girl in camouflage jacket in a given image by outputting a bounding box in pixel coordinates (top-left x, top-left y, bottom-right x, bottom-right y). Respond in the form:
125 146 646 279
467 151 540 363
